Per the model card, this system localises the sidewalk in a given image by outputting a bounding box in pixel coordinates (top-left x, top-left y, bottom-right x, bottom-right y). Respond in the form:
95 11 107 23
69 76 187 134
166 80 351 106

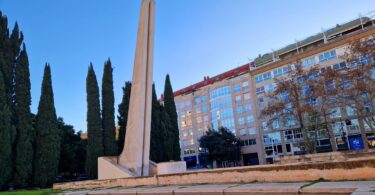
61 181 375 195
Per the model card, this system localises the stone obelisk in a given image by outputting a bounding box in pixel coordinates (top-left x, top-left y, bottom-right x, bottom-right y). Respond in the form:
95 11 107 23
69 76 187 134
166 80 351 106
118 0 154 177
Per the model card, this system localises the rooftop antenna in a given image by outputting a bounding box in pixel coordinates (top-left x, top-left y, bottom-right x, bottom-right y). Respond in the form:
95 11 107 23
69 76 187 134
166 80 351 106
359 13 364 30
247 57 255 70
364 10 375 26
321 28 328 44
295 39 300 54
271 49 276 62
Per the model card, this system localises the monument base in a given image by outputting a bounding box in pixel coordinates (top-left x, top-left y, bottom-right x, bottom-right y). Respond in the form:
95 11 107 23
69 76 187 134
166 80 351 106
98 157 187 180
55 156 375 190
154 161 187 175
98 157 136 180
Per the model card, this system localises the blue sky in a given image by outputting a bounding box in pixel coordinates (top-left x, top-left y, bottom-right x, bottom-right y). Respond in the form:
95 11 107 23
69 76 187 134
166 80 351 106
1 0 374 131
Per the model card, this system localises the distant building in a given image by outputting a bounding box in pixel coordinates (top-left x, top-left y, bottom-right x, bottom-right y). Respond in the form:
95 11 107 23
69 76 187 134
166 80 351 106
173 17 375 167
80 132 88 140
80 126 120 140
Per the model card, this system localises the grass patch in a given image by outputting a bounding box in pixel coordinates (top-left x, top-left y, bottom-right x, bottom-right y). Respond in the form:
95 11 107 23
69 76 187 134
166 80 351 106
300 178 325 189
0 189 61 195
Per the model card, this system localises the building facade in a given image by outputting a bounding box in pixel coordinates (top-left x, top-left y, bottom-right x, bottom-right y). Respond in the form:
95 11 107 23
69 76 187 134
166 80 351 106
174 17 375 167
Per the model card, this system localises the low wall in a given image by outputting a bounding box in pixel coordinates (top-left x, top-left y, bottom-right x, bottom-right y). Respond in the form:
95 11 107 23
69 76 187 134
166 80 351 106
53 157 375 190
274 149 375 165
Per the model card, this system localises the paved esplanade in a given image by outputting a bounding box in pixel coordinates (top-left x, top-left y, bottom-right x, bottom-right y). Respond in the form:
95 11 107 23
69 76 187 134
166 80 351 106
62 181 375 195
119 0 154 177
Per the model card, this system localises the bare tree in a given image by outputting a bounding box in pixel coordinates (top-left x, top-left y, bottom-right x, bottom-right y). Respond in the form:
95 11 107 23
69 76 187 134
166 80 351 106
262 62 319 153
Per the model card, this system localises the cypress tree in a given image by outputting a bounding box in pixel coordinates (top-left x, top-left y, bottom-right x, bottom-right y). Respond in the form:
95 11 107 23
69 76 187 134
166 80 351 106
117 82 131 155
0 71 13 189
102 59 117 156
150 84 164 163
14 44 33 188
33 64 59 187
163 74 180 161
85 64 103 179
0 14 21 153
1 19 23 108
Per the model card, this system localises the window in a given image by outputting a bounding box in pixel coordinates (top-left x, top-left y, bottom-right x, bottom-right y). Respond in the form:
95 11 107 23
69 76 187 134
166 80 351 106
244 93 250 100
248 127 257 135
180 102 185 109
188 139 194 145
182 131 188 137
347 119 360 134
342 77 352 89
195 107 201 113
182 140 188 147
194 97 201 104
272 120 280 129
185 101 191 106
320 66 332 73
280 91 288 101
183 149 196 155
285 117 296 127
238 117 245 125
330 107 341 118
319 50 336 62
325 80 335 91
236 106 243 114
262 121 268 131
246 115 254 123
302 57 316 68
203 115 209 122
181 112 185 118
273 68 283 77
302 85 313 96
284 129 303 142
283 65 292 73
263 132 281 145
242 81 249 89
235 95 242 103
210 86 231 99
256 86 265 94
202 105 208 112
196 116 202 123
233 84 241 92
201 96 207 102
265 83 275 92
245 103 252 111
241 139 257 146
333 62 347 70
255 72 271 83
258 97 265 107
181 121 187 127
239 129 247 136
306 97 317 106
346 106 355 116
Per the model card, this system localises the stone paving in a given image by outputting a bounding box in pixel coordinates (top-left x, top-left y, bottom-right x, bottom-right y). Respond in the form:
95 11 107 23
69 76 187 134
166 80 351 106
59 181 375 195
